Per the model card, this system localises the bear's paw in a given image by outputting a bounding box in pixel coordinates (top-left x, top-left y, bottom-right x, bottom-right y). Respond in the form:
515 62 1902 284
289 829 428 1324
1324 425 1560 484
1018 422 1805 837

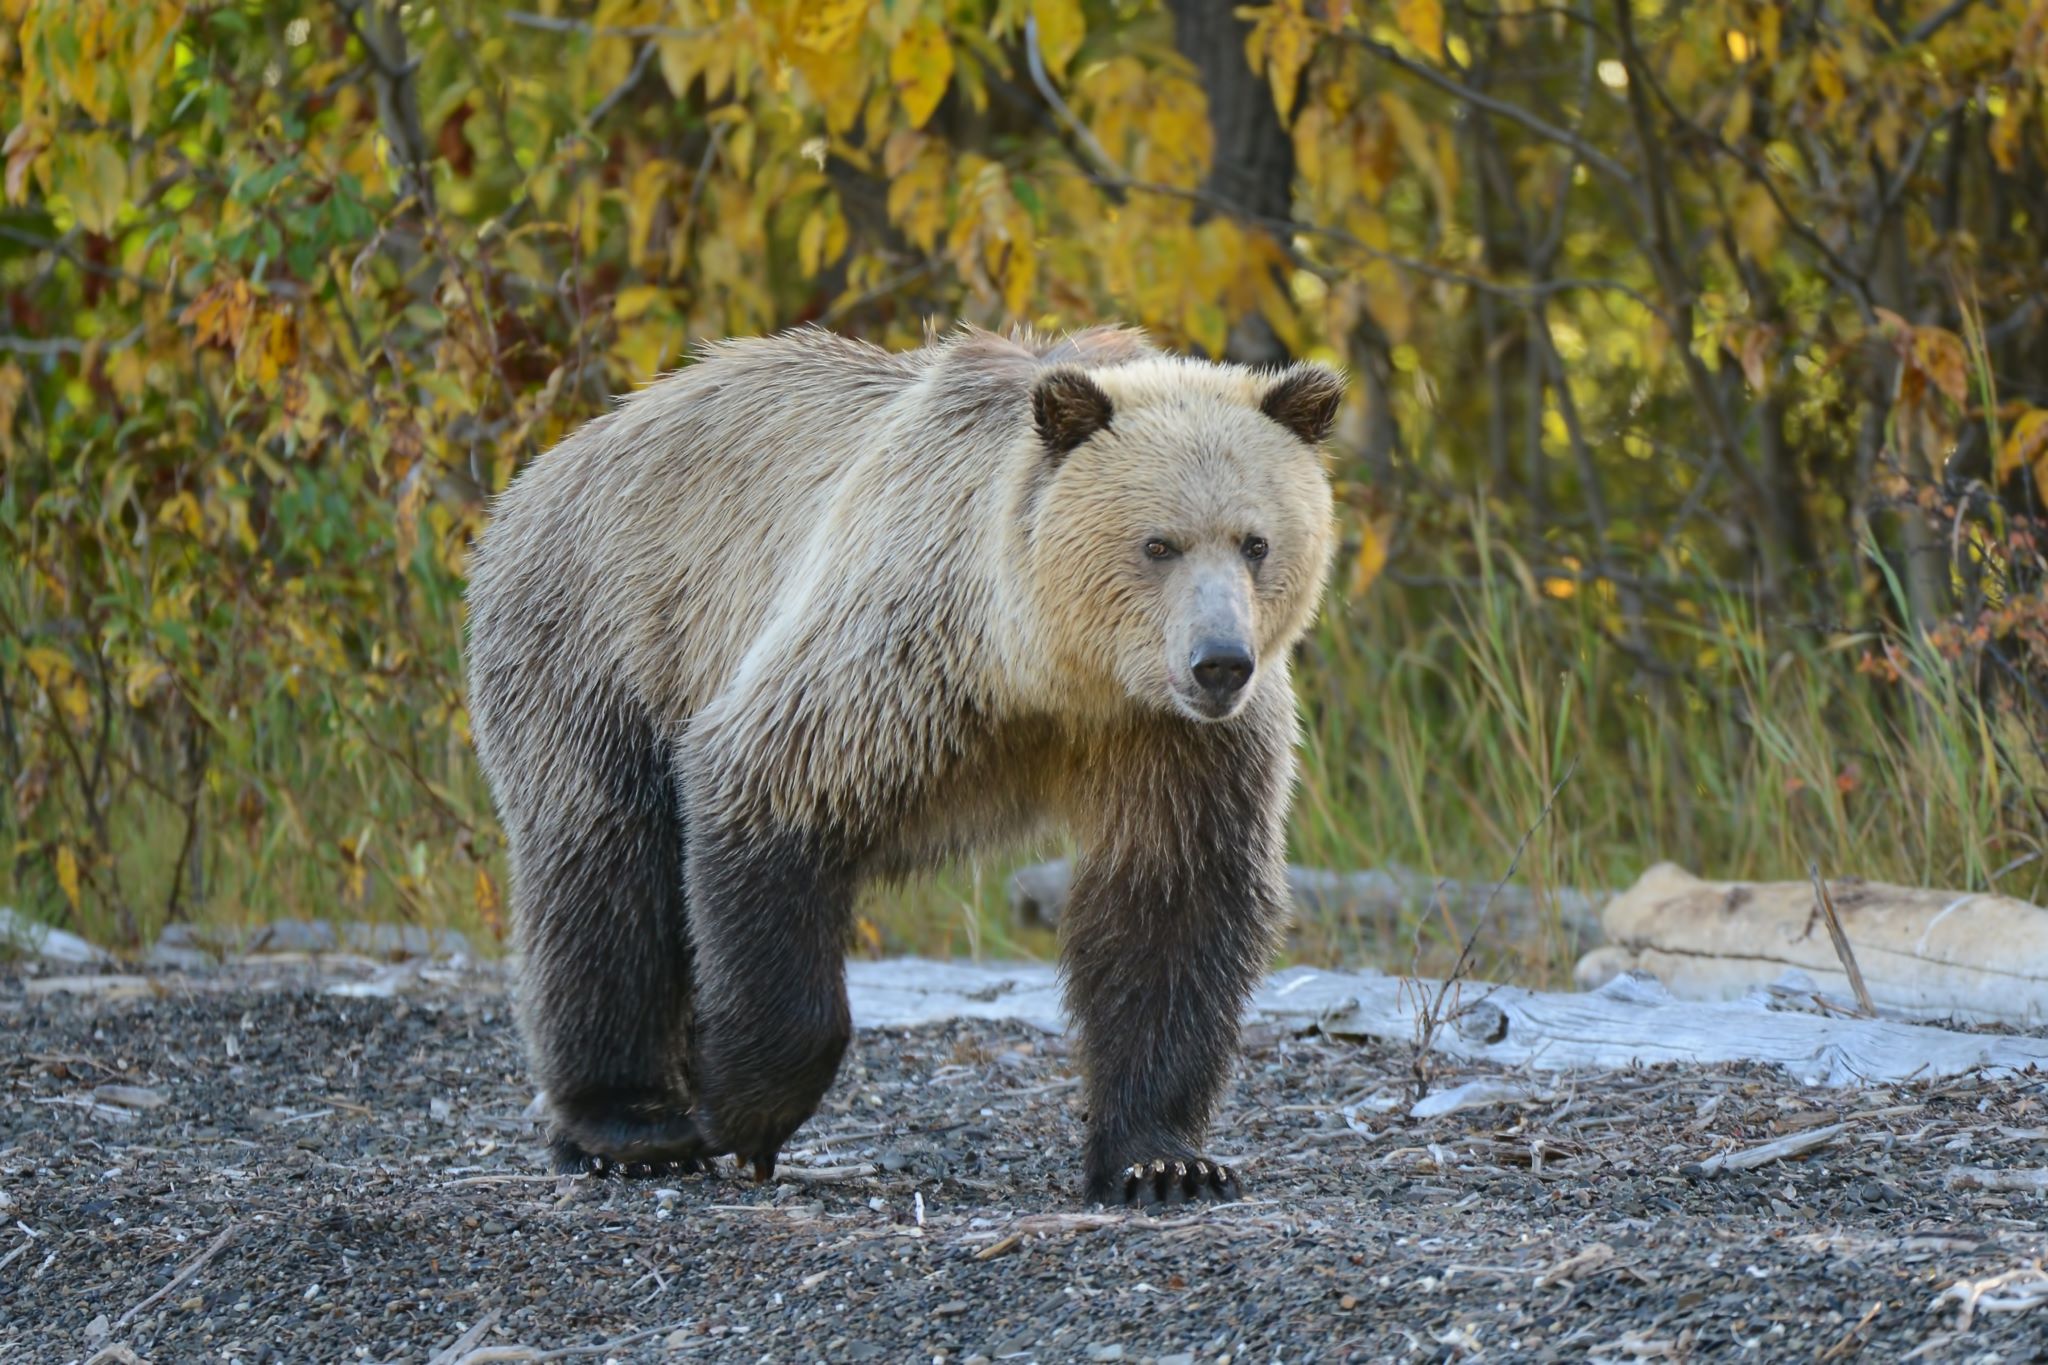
1116 1156 1242 1208
549 1137 709 1179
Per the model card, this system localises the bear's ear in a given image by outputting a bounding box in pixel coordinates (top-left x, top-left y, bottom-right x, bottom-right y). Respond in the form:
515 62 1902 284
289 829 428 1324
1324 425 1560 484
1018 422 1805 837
1031 367 1114 458
1258 362 1347 446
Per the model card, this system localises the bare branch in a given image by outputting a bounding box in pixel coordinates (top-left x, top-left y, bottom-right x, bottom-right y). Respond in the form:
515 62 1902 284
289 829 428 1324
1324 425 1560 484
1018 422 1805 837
1904 0 1979 45
0 326 146 358
504 10 708 40
1023 14 1124 181
1342 34 1633 185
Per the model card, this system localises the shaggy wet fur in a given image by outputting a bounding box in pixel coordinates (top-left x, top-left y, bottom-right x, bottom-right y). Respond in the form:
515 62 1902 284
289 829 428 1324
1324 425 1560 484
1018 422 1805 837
464 324 1340 1202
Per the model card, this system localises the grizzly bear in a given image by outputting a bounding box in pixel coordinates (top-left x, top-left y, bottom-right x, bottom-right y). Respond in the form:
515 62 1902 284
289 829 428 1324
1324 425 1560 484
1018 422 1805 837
464 324 1341 1205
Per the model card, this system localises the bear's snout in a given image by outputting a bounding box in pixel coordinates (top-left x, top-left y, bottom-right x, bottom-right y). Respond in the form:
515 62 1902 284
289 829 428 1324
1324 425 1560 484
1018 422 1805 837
1189 640 1255 711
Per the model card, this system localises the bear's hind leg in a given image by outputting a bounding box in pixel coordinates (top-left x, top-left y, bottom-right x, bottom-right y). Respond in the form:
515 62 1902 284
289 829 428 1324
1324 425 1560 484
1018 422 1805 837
510 693 705 1177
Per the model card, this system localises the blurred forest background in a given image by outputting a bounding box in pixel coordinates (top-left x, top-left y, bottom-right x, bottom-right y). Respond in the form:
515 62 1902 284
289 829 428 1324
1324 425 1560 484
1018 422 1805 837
4 0 2047 977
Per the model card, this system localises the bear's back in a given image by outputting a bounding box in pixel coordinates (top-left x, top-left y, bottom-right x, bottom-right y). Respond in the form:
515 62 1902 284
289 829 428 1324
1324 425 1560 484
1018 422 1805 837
469 325 1154 729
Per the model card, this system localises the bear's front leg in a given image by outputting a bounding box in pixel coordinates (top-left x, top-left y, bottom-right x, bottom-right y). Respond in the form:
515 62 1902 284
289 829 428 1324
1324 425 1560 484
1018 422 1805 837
1061 717 1293 1206
685 805 857 1182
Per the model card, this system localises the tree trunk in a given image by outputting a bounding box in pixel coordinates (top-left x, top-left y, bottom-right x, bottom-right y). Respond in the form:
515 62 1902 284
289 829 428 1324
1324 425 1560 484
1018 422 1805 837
1168 0 1403 477
1166 0 1294 367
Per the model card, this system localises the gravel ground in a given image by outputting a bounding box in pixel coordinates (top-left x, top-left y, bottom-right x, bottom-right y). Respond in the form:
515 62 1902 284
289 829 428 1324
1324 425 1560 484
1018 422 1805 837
6 961 2048 1363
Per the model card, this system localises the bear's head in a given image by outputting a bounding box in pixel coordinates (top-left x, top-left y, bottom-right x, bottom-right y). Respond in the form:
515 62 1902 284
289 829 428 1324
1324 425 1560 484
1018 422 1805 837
1023 356 1342 725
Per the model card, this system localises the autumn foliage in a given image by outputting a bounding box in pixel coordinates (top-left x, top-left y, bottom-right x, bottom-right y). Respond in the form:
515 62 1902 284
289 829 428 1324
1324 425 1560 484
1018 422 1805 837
4 1 2047 952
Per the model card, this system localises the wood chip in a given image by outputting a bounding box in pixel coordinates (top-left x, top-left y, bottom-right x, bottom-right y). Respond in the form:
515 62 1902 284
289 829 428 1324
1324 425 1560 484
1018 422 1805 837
1533 1241 1615 1288
116 1220 241 1329
94 1084 168 1110
1945 1167 2048 1193
1683 1121 1851 1177
974 1232 1023 1261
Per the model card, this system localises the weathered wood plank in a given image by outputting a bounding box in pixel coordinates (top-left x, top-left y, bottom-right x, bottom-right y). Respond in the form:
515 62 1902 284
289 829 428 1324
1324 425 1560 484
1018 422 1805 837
1007 857 1607 939
1576 862 2048 1026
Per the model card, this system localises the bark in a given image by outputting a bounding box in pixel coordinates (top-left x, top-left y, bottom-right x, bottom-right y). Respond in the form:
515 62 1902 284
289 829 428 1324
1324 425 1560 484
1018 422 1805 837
1166 0 1293 368
1167 0 1402 476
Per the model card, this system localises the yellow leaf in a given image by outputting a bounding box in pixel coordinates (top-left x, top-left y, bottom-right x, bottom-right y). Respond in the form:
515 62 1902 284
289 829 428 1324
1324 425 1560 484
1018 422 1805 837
1031 0 1086 83
339 839 368 903
1184 298 1228 357
656 33 702 97
789 37 871 133
624 160 674 271
4 118 48 206
0 359 24 459
64 135 128 235
1990 92 2028 173
1732 182 1779 260
1239 0 1316 122
1810 49 1844 110
394 464 429 566
1912 326 1969 405
181 279 253 351
1347 515 1389 598
1396 0 1444 61
1756 4 1781 64
1870 102 1902 167
24 645 72 693
124 657 168 708
798 205 830 276
1000 235 1036 317
724 121 756 179
613 284 665 322
243 310 297 390
474 866 505 941
890 19 954 129
1721 84 1752 144
157 490 203 538
56 844 81 914
885 146 951 251
854 915 883 956
1998 409 2048 483
791 0 869 53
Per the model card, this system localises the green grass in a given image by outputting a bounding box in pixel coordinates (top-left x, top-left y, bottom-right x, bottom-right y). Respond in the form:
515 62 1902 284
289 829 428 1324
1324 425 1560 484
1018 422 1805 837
10 533 2046 986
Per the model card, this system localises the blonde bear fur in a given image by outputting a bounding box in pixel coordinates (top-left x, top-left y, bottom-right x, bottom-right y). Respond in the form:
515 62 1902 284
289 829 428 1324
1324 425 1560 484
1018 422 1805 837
464 324 1341 1204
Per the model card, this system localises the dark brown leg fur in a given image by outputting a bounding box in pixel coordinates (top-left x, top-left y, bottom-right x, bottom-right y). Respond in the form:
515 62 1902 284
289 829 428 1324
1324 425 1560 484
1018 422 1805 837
503 685 706 1176
683 812 856 1181
1061 715 1291 1206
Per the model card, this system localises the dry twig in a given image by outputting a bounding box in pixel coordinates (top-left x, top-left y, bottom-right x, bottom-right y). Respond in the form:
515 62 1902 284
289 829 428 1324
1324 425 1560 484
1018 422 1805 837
1811 862 1877 1016
1408 759 1577 1100
1931 1260 2048 1331
116 1221 242 1329
1683 1121 1851 1177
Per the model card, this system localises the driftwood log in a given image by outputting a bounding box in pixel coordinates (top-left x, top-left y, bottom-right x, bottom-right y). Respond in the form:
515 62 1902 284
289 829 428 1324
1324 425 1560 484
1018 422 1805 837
1006 858 1607 941
832 960 2048 1086
1576 862 2048 1027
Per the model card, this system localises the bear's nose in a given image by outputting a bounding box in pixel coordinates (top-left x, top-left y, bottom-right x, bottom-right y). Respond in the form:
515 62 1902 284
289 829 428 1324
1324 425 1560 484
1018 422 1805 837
1190 642 1255 701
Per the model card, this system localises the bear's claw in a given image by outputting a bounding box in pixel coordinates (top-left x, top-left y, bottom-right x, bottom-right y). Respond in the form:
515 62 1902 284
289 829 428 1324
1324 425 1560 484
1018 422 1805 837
549 1138 706 1179
1121 1156 1241 1206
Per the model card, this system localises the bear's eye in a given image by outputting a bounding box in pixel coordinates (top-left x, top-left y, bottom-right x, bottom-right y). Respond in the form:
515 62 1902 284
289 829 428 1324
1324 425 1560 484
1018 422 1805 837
1143 538 1178 561
1242 536 1269 562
